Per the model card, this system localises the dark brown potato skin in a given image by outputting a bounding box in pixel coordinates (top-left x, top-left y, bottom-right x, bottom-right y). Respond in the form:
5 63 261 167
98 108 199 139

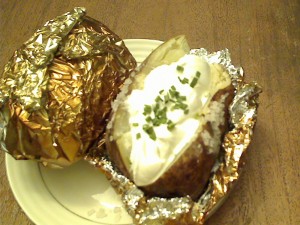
106 83 234 201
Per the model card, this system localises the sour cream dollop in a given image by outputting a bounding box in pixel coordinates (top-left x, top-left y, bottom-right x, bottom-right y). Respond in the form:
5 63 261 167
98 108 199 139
123 54 215 186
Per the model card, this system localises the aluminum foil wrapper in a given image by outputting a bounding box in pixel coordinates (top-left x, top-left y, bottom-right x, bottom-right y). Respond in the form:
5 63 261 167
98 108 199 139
86 48 262 224
0 7 136 167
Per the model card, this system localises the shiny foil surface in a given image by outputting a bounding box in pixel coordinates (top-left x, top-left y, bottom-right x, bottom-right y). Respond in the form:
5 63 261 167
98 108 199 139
86 48 262 224
0 7 136 167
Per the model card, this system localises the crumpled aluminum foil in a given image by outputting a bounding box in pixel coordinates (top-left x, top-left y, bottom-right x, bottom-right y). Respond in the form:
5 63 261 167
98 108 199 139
86 48 262 224
0 7 136 167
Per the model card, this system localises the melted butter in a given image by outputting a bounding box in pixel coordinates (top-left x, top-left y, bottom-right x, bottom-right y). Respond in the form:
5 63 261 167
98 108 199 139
124 54 218 186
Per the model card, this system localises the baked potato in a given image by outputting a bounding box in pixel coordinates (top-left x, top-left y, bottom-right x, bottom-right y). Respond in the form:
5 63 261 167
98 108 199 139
106 35 234 200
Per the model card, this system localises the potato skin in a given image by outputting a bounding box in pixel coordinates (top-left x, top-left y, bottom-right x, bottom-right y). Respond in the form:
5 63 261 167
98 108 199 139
106 84 234 201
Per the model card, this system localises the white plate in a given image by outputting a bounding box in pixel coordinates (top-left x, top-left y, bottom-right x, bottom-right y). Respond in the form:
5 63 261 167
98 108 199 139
5 39 163 225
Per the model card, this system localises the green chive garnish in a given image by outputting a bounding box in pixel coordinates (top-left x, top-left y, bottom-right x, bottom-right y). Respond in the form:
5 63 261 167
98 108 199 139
143 125 156 140
154 104 160 113
190 77 198 88
153 118 160 126
196 71 201 78
143 124 151 131
136 133 141 139
141 83 190 137
176 65 184 73
155 96 163 102
160 117 167 124
178 96 187 101
183 78 189 84
169 90 175 98
172 104 180 110
178 77 189 84
143 105 152 114
167 121 176 131
149 129 156 140
164 94 170 103
132 123 139 127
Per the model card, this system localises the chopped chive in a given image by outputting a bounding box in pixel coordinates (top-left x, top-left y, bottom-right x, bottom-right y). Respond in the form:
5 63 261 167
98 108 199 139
148 129 156 140
155 96 163 102
160 117 167 124
143 124 151 131
164 94 170 103
168 125 175 131
143 124 150 131
136 133 141 139
143 105 152 114
178 96 187 101
178 77 189 84
190 77 198 88
132 123 139 127
155 110 161 117
169 90 175 98
169 89 180 98
179 103 188 109
172 104 180 110
196 71 201 78
167 121 176 131
157 113 166 121
141 82 190 136
153 118 160 126
154 104 160 113
143 125 156 140
176 65 184 73
178 104 184 109
157 107 166 115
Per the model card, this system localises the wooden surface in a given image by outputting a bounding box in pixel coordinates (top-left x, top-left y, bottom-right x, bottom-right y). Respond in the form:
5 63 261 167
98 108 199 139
0 1 299 225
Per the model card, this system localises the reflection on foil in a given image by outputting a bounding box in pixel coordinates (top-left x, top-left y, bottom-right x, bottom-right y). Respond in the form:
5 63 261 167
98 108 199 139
0 7 136 167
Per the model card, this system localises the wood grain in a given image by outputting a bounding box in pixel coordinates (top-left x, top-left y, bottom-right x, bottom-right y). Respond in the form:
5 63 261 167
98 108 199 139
0 0 299 224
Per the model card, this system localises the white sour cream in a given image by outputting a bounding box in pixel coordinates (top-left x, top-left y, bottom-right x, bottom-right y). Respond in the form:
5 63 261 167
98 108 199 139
124 54 214 186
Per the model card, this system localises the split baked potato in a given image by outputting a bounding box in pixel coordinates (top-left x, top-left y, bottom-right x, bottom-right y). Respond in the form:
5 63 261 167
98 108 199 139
106 35 234 200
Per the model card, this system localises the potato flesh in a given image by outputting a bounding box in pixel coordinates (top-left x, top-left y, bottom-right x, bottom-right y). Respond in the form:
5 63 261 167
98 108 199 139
108 36 232 192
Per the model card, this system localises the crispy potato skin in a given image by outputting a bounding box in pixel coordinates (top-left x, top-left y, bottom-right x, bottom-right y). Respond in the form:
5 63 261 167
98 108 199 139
106 84 234 201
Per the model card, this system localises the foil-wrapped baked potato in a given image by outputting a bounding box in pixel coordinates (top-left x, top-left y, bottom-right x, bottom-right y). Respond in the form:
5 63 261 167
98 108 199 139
0 8 136 167
106 35 234 200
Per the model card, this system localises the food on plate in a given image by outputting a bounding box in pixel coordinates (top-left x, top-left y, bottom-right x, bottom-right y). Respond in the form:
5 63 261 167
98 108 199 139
0 9 136 167
106 35 234 200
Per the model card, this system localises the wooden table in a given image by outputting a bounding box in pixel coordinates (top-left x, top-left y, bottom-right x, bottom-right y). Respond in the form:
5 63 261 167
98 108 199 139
0 1 299 224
